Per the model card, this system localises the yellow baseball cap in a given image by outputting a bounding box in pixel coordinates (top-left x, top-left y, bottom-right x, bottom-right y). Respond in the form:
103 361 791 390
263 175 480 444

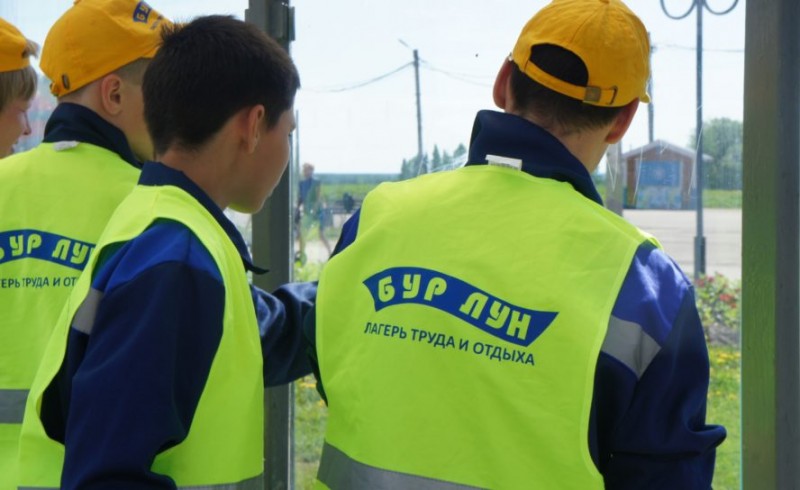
511 0 650 107
0 17 32 73
41 0 171 97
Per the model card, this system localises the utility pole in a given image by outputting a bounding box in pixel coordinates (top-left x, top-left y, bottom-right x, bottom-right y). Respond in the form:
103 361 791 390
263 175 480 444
412 49 424 173
245 1 295 489
400 39 425 174
660 0 739 279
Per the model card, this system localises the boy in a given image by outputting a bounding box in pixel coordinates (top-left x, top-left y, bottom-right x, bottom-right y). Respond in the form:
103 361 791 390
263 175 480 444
18 15 313 489
0 17 37 158
309 0 725 488
1 1 170 487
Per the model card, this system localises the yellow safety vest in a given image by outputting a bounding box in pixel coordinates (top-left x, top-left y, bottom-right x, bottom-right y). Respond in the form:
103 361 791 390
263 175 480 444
17 184 264 489
316 165 657 490
0 142 138 490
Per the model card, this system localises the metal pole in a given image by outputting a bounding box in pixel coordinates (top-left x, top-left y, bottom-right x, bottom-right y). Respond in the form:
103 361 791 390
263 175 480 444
647 83 654 144
660 0 738 278
694 3 706 278
605 142 625 216
245 1 295 489
647 33 654 144
412 48 424 173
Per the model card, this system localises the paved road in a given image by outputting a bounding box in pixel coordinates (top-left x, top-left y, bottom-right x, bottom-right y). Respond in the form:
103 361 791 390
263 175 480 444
303 208 743 280
624 209 742 279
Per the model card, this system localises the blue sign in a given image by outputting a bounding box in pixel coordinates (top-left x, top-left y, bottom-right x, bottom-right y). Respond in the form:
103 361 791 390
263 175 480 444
363 267 558 347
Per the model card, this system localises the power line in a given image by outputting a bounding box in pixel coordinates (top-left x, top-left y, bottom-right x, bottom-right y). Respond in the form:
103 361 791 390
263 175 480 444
655 43 743 53
303 62 413 93
419 60 493 87
304 58 493 93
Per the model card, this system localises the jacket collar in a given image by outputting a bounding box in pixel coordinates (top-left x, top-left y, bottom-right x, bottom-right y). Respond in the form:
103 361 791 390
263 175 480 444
138 162 267 275
43 103 141 169
466 110 603 205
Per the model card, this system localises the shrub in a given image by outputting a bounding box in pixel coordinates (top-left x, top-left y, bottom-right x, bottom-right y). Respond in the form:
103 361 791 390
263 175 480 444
694 273 741 345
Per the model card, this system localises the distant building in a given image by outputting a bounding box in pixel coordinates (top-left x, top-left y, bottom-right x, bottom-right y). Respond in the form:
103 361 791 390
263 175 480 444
622 139 712 210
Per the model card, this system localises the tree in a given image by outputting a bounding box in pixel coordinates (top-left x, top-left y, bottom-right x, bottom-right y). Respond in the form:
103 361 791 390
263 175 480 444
453 143 467 160
431 145 442 171
442 150 453 169
690 118 743 190
398 142 468 178
400 153 428 180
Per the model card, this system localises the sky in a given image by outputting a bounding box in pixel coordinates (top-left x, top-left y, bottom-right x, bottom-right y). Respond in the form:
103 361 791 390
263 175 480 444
1 0 746 175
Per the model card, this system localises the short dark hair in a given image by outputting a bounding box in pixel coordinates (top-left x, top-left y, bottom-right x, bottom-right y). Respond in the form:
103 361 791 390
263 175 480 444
509 44 622 133
143 16 300 155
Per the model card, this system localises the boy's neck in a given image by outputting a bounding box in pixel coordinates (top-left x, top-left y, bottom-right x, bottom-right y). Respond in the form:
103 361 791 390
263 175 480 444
159 143 235 210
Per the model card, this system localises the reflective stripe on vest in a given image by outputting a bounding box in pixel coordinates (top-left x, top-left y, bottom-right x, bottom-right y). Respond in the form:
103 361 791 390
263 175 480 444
18 473 264 490
0 389 27 423
18 184 263 488
319 443 484 490
71 288 104 335
601 315 661 379
316 165 659 489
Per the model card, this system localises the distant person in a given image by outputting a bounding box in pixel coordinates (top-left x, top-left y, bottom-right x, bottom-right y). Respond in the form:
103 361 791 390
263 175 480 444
0 17 38 158
307 0 725 488
17 15 315 488
0 1 171 488
296 161 331 262
342 191 355 214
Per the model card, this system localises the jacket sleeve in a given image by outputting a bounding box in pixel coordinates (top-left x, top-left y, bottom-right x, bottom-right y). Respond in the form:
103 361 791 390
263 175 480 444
252 281 317 386
595 244 727 489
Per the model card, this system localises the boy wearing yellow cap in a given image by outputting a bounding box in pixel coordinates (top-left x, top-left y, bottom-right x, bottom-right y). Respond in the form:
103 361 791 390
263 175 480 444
0 17 39 486
309 0 725 488
0 1 169 488
0 18 38 158
18 14 315 489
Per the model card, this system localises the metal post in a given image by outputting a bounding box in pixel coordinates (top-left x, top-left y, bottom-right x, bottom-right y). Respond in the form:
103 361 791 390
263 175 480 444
660 0 739 279
742 1 800 488
605 142 625 216
412 49 424 173
694 4 706 278
245 1 295 489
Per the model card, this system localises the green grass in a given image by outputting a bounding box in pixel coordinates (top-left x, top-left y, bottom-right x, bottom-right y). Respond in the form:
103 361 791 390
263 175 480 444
292 347 741 488
293 252 327 489
708 346 741 490
295 376 327 489
319 182 378 203
704 189 742 209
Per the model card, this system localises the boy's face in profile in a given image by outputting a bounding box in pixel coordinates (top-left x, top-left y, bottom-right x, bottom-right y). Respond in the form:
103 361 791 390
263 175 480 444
120 81 155 162
231 108 296 214
0 97 32 157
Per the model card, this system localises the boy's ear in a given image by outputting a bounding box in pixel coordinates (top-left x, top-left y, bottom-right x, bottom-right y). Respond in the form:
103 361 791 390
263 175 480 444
99 74 125 116
605 99 639 144
493 59 514 110
245 104 266 153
